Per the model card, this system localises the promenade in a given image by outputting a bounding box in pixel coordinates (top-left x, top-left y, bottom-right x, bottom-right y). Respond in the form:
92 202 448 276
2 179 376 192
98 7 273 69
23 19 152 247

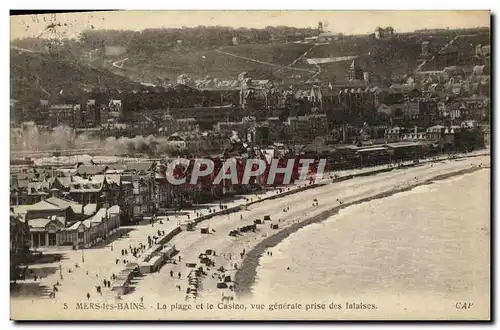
11 151 489 307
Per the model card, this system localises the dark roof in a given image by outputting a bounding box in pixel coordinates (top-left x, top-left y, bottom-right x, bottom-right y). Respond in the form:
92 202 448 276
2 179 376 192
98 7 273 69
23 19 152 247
125 161 156 172
107 164 127 171
301 144 335 154
75 165 108 176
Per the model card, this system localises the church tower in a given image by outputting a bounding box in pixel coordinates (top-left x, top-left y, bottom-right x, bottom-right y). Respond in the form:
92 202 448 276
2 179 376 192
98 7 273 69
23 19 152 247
348 60 363 81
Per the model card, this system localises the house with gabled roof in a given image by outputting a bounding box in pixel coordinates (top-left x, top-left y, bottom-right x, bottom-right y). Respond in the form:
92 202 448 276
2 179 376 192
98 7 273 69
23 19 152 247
75 165 109 176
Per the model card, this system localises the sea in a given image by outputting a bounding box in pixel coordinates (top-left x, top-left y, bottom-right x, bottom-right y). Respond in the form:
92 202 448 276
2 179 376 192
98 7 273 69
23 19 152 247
252 169 490 306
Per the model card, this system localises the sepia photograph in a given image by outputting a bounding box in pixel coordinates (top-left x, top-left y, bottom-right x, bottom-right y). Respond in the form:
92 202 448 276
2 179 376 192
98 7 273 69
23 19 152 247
8 10 491 321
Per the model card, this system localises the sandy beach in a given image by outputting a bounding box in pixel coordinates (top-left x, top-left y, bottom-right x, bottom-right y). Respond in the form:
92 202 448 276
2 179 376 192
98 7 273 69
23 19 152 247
10 153 490 320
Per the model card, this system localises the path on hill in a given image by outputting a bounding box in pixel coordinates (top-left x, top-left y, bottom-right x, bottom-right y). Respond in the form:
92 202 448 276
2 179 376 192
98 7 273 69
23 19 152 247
416 35 460 72
311 63 322 80
274 45 317 75
11 46 41 54
112 58 129 69
215 49 315 73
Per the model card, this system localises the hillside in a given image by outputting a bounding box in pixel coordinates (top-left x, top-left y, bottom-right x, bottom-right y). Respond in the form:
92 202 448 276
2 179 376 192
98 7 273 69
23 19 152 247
107 36 428 85
11 27 490 94
106 42 316 84
10 49 138 103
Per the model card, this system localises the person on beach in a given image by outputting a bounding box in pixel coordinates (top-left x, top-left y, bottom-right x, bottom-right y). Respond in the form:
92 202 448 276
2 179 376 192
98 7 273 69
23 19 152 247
86 293 90 299
178 272 181 279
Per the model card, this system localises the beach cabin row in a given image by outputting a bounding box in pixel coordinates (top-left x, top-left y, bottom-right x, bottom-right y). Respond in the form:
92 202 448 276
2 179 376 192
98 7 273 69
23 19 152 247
139 245 177 274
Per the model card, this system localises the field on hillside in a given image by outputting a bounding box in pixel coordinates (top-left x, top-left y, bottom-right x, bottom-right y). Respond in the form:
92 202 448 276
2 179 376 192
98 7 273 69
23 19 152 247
219 43 313 66
419 32 490 71
112 37 425 84
452 33 490 54
102 29 490 86
10 50 136 102
112 43 319 83
120 50 274 82
303 37 422 82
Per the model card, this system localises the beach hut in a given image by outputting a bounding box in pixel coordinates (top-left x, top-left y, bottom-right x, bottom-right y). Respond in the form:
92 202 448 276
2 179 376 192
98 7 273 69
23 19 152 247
200 226 209 234
138 261 152 274
199 257 212 265
112 279 130 296
263 215 271 221
217 282 228 289
223 275 232 283
239 223 257 233
125 262 140 275
271 223 279 229
205 249 215 256
254 218 263 224
186 262 197 268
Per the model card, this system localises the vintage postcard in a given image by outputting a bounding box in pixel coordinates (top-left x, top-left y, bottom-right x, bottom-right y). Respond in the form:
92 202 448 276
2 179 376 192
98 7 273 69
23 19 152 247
9 10 491 321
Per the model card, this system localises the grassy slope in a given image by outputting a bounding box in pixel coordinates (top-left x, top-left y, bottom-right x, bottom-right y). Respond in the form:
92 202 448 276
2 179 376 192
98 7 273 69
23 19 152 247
110 43 314 83
309 37 423 80
10 50 137 101
114 37 426 84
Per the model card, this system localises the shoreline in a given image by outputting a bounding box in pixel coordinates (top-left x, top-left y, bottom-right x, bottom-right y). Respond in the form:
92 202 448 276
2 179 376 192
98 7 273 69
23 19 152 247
9 156 490 319
234 165 489 298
